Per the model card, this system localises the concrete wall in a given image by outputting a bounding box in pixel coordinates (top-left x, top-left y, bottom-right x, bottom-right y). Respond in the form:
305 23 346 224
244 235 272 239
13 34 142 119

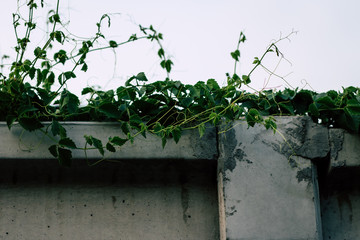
218 117 322 240
0 123 219 240
320 129 360 240
0 118 360 240
0 159 218 240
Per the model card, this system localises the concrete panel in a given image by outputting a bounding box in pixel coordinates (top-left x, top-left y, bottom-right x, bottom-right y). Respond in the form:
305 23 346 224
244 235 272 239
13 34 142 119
320 167 360 240
218 117 319 240
0 122 217 160
329 128 360 168
0 159 219 240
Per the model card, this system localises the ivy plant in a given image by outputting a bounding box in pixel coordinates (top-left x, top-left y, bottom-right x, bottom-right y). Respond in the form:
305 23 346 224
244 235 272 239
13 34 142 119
0 0 359 166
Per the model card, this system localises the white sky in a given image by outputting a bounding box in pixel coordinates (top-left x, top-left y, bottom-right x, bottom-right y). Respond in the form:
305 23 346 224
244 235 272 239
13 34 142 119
0 0 359 96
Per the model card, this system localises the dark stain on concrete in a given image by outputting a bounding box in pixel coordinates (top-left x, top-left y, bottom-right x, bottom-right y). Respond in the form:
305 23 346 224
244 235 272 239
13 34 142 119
234 148 252 164
222 128 238 172
337 193 353 222
296 167 312 183
111 196 117 209
180 174 190 224
192 125 218 159
181 185 189 224
226 205 238 217
289 157 298 168
329 129 344 164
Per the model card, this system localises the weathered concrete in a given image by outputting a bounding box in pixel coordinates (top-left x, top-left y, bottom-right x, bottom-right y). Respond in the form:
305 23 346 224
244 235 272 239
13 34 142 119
1 118 360 240
218 117 320 240
320 129 360 240
0 122 217 160
320 166 360 240
329 128 360 168
0 159 219 240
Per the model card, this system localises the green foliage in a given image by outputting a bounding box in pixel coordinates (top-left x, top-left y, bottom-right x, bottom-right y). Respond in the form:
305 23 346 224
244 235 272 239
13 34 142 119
0 1 358 167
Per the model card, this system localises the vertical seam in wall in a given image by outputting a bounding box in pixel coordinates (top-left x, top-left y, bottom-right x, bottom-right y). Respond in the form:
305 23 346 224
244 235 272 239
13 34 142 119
216 126 226 240
312 162 323 240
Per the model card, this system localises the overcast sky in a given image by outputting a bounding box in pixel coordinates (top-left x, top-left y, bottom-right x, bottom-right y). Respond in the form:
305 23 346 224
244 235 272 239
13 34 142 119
0 0 359 95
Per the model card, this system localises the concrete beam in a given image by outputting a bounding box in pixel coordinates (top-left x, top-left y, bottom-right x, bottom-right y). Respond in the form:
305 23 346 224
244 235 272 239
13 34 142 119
0 122 217 160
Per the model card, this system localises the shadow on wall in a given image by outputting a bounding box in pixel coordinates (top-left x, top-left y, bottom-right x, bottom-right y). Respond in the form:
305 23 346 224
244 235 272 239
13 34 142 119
0 159 219 240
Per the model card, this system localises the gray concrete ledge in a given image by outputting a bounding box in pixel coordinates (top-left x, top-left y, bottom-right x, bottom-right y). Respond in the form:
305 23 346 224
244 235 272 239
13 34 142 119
0 122 218 160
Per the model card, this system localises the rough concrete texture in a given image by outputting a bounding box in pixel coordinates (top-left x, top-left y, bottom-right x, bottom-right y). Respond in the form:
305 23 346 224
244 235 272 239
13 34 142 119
2 118 360 240
218 117 319 240
320 166 360 240
321 190 360 240
0 159 219 240
298 119 329 159
329 128 360 168
0 122 217 160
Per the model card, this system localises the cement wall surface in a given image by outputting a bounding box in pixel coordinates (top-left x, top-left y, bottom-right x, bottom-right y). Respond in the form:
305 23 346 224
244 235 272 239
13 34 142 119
1 118 360 240
320 129 360 240
218 117 321 240
0 159 219 240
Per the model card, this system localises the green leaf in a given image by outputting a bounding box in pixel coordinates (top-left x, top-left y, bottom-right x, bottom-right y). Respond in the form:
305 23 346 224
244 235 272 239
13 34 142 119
109 136 128 146
279 102 294 114
242 75 251 84
36 69 43 86
64 71 76 80
316 95 336 109
60 90 80 114
264 117 277 134
81 63 88 72
29 67 36 79
160 59 173 73
54 50 68 65
98 103 122 119
172 126 182 144
158 48 165 58
44 71 55 90
230 50 240 61
106 142 116 152
246 108 263 127
188 85 200 98
345 99 360 115
293 90 313 114
253 57 260 64
109 40 118 48
135 72 148 82
161 136 167 149
51 120 67 138
59 138 77 149
308 103 320 117
81 87 94 95
49 145 58 158
18 117 44 131
6 115 17 130
85 135 104 156
58 147 72 167
198 123 206 138
207 79 220 90
180 97 193 108
84 135 93 145
54 31 65 44
92 137 104 156
153 122 163 134
121 122 130 135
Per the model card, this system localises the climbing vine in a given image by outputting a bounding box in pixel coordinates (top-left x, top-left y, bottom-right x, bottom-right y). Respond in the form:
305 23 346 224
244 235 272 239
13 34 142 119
0 0 359 166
